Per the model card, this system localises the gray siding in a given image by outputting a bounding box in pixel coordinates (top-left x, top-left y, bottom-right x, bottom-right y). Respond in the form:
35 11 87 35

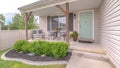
100 0 120 67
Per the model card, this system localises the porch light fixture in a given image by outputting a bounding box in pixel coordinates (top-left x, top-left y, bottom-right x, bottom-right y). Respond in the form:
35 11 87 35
74 14 76 19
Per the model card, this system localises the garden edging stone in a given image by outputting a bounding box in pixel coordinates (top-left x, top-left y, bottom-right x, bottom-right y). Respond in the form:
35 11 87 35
1 50 68 66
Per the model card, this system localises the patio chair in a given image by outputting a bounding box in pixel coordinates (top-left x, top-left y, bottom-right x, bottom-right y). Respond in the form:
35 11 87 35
38 29 45 39
59 32 66 41
32 30 37 39
48 31 56 40
32 29 45 39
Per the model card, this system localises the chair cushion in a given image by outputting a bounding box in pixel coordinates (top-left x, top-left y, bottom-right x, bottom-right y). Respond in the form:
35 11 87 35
38 30 43 33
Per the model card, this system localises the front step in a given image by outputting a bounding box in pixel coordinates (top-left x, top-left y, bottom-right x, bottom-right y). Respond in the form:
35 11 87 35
66 50 114 68
69 46 106 55
72 50 109 62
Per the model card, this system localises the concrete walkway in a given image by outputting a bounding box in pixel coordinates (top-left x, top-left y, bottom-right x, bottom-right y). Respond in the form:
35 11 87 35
66 51 114 68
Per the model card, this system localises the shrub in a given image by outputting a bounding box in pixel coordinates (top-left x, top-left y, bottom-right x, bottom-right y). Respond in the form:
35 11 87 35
21 43 30 53
13 40 29 52
28 40 44 55
46 42 55 56
28 41 40 55
41 41 51 56
13 40 69 58
51 42 68 58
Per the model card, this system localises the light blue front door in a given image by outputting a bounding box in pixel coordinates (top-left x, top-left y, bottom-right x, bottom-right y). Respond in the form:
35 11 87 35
79 11 93 41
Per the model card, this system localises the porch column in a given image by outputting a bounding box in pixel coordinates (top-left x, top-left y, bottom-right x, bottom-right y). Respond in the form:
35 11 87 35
65 3 70 44
56 3 70 44
25 12 32 40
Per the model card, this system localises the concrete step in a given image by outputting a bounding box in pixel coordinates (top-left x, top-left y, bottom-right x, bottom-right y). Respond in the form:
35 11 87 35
66 51 114 68
69 45 106 55
72 50 109 62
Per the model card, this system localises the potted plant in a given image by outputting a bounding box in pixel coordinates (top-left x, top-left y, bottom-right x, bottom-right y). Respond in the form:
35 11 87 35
70 31 78 41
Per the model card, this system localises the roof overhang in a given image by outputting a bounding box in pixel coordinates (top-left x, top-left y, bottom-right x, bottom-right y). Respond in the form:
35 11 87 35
19 0 102 16
19 0 77 12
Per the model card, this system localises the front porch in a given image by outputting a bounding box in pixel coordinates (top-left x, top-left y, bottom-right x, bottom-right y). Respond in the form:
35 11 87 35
19 0 105 61
19 0 102 44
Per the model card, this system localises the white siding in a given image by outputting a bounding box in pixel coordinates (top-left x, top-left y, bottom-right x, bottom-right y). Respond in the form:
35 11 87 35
100 0 120 67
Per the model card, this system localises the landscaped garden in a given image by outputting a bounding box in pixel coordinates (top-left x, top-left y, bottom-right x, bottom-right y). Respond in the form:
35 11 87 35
13 40 69 58
0 40 71 68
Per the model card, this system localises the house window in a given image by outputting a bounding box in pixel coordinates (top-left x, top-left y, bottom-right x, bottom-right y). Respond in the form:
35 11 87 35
59 16 66 30
51 15 66 31
51 16 58 30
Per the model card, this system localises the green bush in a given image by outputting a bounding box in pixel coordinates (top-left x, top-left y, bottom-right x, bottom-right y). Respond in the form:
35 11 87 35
51 42 68 58
28 41 43 55
21 43 30 53
41 41 51 56
28 40 48 55
28 42 35 53
46 42 55 56
13 40 69 58
13 40 29 52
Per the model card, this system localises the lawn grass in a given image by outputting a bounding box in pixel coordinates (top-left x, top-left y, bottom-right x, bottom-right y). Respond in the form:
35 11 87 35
0 49 66 68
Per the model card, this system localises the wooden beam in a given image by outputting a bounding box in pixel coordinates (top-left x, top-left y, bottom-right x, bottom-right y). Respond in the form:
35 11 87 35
56 3 70 45
65 3 70 44
26 12 32 21
25 13 28 40
25 11 32 40
56 5 66 14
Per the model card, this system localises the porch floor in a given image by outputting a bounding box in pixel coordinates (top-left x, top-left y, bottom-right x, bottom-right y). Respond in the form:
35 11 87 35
70 41 106 54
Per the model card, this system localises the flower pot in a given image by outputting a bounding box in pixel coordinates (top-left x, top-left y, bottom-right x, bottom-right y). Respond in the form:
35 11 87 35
73 36 78 41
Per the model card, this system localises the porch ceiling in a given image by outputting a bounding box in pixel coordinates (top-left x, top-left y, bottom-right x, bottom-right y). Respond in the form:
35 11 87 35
19 0 102 16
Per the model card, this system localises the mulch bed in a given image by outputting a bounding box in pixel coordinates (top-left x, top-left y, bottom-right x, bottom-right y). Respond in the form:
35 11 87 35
5 49 72 61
